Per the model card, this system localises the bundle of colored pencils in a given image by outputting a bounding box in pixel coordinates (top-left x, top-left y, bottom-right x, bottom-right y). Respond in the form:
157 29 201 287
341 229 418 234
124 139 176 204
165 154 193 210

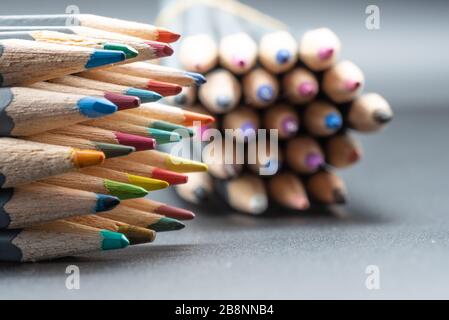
0 13 214 262
159 4 393 215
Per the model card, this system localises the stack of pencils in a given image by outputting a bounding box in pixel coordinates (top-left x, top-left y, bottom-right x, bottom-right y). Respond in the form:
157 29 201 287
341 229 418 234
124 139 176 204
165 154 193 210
165 16 393 215
0 13 214 262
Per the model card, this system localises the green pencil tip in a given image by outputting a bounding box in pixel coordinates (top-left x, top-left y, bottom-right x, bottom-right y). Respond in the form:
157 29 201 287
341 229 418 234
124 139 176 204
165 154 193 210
100 230 130 250
103 43 139 59
152 120 194 137
149 217 185 232
94 142 135 158
148 128 181 144
103 179 148 200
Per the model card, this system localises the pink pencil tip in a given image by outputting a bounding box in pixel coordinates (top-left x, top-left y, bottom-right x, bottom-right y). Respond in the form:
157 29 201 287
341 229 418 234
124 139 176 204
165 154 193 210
318 47 334 60
148 42 174 58
344 80 361 91
156 205 196 220
298 82 317 97
292 197 310 210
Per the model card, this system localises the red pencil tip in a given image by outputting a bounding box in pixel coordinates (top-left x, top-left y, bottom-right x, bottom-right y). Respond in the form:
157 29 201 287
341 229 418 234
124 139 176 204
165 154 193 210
157 28 181 43
104 92 140 110
348 149 361 163
151 167 188 185
344 80 361 91
114 132 157 151
147 41 174 57
147 80 182 96
156 205 196 220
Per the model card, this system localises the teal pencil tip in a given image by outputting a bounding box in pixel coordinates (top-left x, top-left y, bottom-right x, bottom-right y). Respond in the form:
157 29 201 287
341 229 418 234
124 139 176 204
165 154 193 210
149 217 185 232
126 88 163 103
100 230 130 250
85 49 126 69
78 97 118 118
103 43 139 59
148 128 181 144
152 120 194 136
95 194 120 212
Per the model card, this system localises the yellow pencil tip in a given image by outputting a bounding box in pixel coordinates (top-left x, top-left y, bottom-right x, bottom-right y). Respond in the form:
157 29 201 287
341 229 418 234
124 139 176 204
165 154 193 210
127 174 169 191
165 156 208 173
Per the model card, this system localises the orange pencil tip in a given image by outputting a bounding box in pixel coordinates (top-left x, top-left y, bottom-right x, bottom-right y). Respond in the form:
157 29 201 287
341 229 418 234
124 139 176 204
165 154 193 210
72 149 105 168
183 111 215 126
157 28 181 43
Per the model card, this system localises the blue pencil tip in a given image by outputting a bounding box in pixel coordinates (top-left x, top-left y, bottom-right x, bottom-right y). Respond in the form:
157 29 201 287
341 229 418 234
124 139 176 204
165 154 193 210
95 194 120 212
257 85 274 102
216 96 231 109
276 49 291 64
85 49 126 69
126 88 162 103
325 113 343 129
78 97 118 118
186 72 207 86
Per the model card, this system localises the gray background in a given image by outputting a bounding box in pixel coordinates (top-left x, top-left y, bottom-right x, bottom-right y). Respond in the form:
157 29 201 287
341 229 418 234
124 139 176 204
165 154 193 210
0 0 448 299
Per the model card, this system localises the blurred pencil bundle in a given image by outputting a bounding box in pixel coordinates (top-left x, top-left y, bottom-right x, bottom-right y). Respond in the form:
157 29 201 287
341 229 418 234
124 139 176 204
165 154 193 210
157 0 393 215
0 13 213 262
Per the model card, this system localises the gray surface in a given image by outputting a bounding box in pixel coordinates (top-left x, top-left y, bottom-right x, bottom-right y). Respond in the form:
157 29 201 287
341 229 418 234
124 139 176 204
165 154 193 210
1 108 449 299
0 0 449 299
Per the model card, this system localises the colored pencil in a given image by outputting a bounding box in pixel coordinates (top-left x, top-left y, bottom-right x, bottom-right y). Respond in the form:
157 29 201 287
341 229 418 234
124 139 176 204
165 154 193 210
298 27 341 71
29 81 140 111
198 69 241 114
0 138 105 188
242 68 279 108
26 132 135 159
175 172 214 205
219 32 257 75
83 118 181 144
0 182 119 229
48 75 163 103
125 150 208 173
283 67 319 104
77 70 182 97
100 158 188 185
50 124 157 151
306 170 347 204
0 14 180 42
259 31 298 74
100 206 185 232
263 103 300 139
40 171 148 200
0 30 139 59
347 93 393 132
80 166 169 191
0 39 125 86
325 134 363 168
222 107 260 143
286 136 324 174
179 34 218 73
125 102 215 126
215 174 268 215
121 198 195 220
322 60 365 103
97 112 194 136
66 215 156 245
165 86 197 107
106 62 207 86
268 173 310 210
0 220 129 262
303 101 343 136
0 87 118 136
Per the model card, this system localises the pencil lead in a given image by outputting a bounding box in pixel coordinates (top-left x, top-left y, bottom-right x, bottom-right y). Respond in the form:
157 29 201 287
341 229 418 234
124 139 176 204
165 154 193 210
156 205 196 220
125 88 163 103
305 153 324 170
165 156 208 173
147 42 174 58
348 149 362 163
103 43 139 59
104 92 140 110
325 113 342 129
318 47 334 60
299 82 317 97
127 175 169 191
151 168 188 185
186 72 207 86
276 49 291 64
373 110 393 124
93 142 135 158
257 85 274 102
282 117 299 135
148 128 181 144
216 95 232 109
149 217 185 232
85 49 126 69
249 194 268 214
77 97 117 118
147 80 182 96
151 120 194 136
157 29 181 43
95 194 120 212
183 110 215 125
117 226 156 244
344 80 361 91
103 179 148 200
333 189 347 204
72 149 105 167
114 132 157 151
100 230 130 250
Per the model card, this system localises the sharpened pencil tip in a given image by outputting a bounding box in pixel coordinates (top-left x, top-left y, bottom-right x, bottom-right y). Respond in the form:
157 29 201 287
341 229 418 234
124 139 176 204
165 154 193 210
151 167 188 185
95 194 120 212
305 153 324 170
257 85 274 102
147 80 182 96
72 149 105 168
148 42 174 57
125 88 162 103
149 217 185 232
104 92 140 110
148 128 181 144
103 43 139 59
333 189 347 204
186 72 207 86
157 29 181 43
127 175 169 191
103 179 148 200
373 110 393 124
325 113 342 130
276 49 291 64
77 97 117 118
100 230 130 250
93 142 135 158
156 205 196 220
114 132 157 151
85 49 126 69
